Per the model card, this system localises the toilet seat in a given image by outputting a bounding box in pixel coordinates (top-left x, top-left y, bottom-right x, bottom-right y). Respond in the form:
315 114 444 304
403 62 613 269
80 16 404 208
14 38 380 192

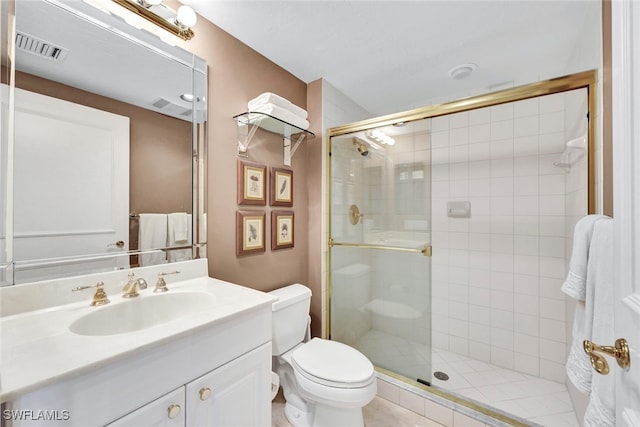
291 338 375 388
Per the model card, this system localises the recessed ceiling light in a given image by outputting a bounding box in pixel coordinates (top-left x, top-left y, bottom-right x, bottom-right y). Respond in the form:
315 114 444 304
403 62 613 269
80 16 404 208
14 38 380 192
448 63 478 80
180 93 194 102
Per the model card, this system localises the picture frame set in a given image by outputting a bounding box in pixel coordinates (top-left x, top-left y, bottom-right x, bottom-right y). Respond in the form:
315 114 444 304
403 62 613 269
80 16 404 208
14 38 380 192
236 160 294 255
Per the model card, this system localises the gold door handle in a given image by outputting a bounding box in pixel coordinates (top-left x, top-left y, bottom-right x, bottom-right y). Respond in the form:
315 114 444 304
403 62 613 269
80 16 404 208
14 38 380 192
583 338 630 375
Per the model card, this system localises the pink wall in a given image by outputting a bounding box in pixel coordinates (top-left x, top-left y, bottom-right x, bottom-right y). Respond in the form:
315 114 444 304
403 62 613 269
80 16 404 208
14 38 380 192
168 3 323 335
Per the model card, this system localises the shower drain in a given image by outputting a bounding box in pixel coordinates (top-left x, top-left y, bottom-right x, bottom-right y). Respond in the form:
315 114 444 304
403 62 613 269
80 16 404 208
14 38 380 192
433 371 450 381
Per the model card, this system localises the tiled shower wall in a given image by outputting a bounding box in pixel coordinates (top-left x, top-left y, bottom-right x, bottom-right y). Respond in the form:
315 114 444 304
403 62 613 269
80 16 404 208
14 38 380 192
431 89 588 382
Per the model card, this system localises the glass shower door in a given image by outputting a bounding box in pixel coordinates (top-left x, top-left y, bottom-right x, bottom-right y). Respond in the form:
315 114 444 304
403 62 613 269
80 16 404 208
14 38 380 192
328 119 432 384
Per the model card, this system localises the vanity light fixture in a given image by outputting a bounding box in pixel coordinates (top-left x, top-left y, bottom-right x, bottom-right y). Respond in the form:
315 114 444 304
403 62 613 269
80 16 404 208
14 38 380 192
367 129 395 146
111 0 197 40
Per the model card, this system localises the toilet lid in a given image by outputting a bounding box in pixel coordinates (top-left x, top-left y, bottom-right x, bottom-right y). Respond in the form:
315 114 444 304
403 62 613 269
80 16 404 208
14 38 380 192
291 338 374 387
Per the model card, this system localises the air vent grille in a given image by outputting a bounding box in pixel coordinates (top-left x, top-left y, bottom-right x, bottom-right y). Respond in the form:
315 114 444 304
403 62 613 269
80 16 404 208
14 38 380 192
16 32 68 62
151 97 192 119
152 98 172 109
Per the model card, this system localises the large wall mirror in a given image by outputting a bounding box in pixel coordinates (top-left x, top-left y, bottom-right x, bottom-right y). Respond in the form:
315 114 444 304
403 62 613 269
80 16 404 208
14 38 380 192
2 0 207 285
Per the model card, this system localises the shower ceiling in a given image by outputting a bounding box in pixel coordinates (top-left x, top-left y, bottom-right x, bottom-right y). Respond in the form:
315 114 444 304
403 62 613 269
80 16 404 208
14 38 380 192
183 0 601 116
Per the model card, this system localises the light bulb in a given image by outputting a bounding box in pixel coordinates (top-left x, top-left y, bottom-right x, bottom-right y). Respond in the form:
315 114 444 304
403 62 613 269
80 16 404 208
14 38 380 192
176 5 197 28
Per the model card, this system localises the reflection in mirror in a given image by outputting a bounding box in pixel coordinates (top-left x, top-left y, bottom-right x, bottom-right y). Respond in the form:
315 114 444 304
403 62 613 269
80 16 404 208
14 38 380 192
395 162 427 216
8 0 207 284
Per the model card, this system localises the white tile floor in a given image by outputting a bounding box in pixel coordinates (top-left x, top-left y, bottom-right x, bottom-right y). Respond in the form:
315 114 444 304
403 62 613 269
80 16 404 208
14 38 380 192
272 389 443 427
353 330 580 426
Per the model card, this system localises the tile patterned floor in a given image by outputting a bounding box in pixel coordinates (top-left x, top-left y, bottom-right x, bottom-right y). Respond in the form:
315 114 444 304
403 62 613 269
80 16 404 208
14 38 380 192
352 330 580 426
431 348 579 426
272 389 443 427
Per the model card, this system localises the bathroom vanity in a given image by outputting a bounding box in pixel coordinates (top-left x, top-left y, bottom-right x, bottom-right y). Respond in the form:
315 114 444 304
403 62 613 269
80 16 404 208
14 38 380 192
0 259 274 426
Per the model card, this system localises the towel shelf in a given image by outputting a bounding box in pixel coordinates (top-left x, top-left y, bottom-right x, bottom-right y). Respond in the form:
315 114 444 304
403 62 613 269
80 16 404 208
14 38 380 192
234 112 314 166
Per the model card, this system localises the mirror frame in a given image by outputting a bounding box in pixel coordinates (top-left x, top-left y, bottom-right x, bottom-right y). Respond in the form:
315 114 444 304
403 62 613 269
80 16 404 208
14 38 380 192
2 0 208 285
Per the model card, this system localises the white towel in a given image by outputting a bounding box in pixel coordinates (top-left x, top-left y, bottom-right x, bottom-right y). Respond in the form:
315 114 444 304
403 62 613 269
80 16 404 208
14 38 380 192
248 92 308 119
563 214 607 392
167 214 192 262
168 212 189 243
562 214 607 300
251 103 310 130
583 218 615 427
138 214 168 266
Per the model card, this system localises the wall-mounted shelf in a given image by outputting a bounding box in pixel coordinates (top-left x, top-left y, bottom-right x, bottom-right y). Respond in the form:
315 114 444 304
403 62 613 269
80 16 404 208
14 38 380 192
234 112 314 166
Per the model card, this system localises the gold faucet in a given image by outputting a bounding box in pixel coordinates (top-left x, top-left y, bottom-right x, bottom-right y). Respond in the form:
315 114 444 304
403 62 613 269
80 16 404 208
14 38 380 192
154 270 181 293
122 273 148 298
72 282 110 306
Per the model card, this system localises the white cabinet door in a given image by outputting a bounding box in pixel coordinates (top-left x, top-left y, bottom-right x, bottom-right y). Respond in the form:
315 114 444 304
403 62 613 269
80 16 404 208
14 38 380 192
107 387 185 427
186 343 271 427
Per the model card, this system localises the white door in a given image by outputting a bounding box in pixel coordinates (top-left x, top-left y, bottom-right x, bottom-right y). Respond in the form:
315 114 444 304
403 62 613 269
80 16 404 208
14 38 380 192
13 88 129 264
612 1 640 424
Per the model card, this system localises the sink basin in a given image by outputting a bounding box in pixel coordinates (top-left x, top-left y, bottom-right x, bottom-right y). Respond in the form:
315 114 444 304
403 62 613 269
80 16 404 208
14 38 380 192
69 291 216 336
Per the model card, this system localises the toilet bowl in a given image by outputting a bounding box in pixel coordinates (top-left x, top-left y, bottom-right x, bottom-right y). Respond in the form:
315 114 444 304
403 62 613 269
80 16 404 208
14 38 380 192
269 284 377 427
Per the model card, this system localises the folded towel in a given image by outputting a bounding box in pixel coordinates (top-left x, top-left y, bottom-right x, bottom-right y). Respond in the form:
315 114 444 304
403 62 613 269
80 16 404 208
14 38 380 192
566 299 593 393
563 214 608 393
167 214 192 262
248 92 308 119
562 214 607 300
138 214 168 266
583 218 615 427
564 215 608 392
168 212 189 243
251 103 310 130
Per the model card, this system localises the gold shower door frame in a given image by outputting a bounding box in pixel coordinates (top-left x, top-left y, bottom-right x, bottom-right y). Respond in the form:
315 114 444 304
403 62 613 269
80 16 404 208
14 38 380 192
325 70 598 425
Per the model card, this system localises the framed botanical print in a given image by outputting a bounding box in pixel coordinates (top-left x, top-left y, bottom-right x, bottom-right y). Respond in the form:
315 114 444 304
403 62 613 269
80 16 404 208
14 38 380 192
271 211 294 250
270 167 293 207
236 210 266 256
237 160 266 205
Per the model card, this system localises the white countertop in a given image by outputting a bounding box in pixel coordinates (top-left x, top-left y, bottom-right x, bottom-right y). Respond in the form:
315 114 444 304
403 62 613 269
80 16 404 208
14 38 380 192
0 274 274 402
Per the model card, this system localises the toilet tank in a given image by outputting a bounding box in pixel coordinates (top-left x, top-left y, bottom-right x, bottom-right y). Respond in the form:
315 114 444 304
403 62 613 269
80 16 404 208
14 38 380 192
269 284 312 356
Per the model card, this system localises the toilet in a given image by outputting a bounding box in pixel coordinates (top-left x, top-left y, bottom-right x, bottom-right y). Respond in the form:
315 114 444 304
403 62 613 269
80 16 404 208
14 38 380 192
269 284 377 427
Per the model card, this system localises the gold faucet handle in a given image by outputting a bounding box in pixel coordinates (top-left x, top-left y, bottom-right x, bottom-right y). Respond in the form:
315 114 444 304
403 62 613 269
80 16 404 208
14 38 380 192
155 277 169 293
73 282 110 306
122 273 141 298
154 270 180 293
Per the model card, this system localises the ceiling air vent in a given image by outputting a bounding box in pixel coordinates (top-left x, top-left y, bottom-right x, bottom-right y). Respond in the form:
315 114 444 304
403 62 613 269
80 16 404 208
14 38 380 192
15 32 69 62
152 97 172 109
151 97 193 120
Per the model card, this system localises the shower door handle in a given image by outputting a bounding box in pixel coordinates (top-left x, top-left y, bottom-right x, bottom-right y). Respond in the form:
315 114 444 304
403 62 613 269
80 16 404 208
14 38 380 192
583 338 630 375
